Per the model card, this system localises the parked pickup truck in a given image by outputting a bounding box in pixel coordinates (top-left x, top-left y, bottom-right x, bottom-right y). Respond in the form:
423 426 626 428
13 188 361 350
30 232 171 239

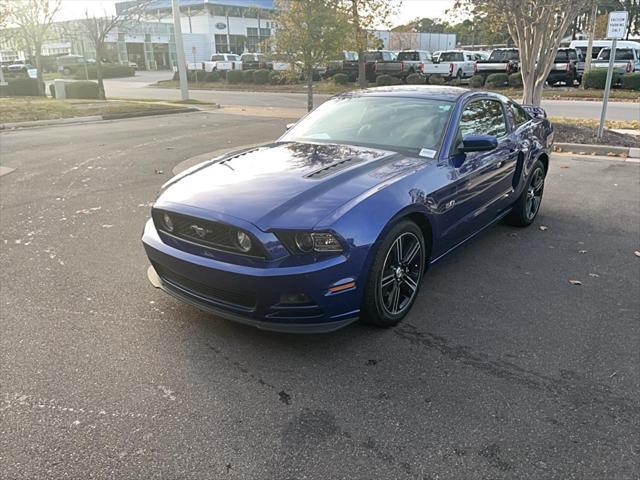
241 53 272 70
420 50 476 79
592 46 640 75
373 50 431 78
546 48 580 86
203 53 242 72
474 48 519 77
325 51 359 80
365 50 397 80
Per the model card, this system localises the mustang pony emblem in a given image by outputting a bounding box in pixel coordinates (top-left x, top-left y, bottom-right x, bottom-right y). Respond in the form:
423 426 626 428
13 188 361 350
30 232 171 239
190 224 208 238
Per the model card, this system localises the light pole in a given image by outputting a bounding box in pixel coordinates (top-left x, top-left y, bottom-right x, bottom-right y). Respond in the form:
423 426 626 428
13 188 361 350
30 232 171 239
171 0 189 100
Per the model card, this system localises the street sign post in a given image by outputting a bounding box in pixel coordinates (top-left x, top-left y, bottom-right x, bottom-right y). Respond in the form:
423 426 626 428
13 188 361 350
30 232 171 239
598 11 629 138
192 46 198 83
172 0 189 101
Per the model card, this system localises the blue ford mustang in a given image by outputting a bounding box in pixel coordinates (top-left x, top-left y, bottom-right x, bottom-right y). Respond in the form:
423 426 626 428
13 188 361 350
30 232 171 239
143 86 553 333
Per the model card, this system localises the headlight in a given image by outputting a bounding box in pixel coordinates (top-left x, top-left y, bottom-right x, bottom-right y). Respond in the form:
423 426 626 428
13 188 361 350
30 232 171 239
295 233 314 252
277 231 344 254
163 213 174 232
236 231 252 252
310 233 342 252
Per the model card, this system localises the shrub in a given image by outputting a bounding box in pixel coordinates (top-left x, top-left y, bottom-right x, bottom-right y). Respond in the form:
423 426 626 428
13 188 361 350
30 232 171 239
485 73 509 88
376 74 394 86
76 64 135 80
205 70 221 82
333 73 349 85
253 69 270 84
281 71 301 84
226 70 243 84
406 73 425 84
5 78 44 96
582 68 612 89
621 72 640 91
241 70 255 83
65 81 99 99
448 78 462 86
427 74 445 85
468 75 485 88
508 72 523 88
269 70 283 85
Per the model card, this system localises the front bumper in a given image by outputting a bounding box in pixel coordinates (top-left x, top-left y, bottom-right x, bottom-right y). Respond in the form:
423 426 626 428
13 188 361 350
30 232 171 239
142 219 362 333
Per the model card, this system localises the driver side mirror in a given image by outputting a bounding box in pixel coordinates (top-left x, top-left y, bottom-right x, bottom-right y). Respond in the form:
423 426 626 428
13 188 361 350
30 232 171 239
457 134 498 153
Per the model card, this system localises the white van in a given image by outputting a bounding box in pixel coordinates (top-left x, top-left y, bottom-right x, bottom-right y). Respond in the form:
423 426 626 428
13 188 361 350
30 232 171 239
569 40 640 60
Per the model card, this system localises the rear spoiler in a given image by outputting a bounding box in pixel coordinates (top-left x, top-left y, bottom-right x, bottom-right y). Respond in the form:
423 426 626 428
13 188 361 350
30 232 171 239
522 105 547 119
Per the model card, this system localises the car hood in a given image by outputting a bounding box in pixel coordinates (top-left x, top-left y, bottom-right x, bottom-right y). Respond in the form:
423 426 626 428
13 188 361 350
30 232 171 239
156 142 422 230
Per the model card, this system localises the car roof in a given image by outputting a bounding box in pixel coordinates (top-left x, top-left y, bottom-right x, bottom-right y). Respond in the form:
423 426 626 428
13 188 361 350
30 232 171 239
344 85 471 102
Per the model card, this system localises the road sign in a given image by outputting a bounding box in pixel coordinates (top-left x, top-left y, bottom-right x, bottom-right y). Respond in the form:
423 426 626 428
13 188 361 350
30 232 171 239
607 11 628 39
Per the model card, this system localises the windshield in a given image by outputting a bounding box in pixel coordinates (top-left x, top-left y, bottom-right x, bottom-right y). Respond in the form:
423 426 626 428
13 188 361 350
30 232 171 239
597 48 635 61
344 51 358 61
439 52 463 62
281 96 453 154
364 51 383 62
489 50 519 61
398 51 419 61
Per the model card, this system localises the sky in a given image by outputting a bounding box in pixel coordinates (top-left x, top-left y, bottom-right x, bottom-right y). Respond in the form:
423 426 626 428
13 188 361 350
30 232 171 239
56 0 457 27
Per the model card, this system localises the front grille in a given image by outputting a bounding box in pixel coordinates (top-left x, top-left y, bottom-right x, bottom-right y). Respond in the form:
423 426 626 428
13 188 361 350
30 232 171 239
153 262 257 311
152 209 264 258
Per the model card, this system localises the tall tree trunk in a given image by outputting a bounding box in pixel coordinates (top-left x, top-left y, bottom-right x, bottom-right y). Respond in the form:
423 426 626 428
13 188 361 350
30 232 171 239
352 0 366 88
96 57 106 100
34 43 44 96
306 64 313 112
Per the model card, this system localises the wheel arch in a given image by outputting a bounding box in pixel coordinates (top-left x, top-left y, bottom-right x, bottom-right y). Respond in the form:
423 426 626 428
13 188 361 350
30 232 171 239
368 206 435 268
537 152 549 176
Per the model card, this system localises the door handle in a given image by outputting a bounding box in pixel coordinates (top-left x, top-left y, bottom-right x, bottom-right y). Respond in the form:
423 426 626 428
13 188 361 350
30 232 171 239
496 160 504 169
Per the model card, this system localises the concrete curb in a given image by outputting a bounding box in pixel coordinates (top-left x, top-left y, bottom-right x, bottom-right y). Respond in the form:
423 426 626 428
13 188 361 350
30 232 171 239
554 142 639 160
0 107 198 130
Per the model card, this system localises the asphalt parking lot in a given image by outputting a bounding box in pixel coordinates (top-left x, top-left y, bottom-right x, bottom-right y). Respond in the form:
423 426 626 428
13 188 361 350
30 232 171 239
1 111 639 480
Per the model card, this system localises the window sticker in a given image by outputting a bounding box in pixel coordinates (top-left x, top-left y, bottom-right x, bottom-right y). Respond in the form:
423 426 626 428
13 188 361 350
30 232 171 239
419 148 436 158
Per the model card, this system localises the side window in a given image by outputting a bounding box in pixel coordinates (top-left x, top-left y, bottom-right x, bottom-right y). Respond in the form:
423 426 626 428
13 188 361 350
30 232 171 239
459 100 507 138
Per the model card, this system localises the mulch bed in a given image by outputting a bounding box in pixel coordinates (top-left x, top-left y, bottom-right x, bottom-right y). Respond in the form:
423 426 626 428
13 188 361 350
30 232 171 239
554 123 639 148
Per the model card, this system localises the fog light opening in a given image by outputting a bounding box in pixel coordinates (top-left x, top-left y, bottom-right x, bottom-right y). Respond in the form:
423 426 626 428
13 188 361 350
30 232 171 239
279 293 312 305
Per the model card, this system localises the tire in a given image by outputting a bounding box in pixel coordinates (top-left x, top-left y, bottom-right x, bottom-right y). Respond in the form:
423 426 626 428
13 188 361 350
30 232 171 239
505 160 546 227
361 220 426 327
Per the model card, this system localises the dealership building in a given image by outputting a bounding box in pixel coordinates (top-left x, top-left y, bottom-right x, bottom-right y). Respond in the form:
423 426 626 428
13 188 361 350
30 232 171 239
116 0 276 63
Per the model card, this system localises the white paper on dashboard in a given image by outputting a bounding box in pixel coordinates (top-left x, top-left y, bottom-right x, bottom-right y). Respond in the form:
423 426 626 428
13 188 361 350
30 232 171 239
419 148 436 158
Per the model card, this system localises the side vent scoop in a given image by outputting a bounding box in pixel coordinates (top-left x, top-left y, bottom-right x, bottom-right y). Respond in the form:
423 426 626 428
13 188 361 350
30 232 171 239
305 157 364 179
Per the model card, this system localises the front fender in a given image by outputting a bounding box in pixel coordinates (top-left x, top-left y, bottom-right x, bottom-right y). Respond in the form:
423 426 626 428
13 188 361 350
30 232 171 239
325 175 439 290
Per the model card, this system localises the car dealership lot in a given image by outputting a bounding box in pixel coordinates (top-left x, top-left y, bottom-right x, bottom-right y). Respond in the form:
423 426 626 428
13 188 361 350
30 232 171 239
1 112 638 479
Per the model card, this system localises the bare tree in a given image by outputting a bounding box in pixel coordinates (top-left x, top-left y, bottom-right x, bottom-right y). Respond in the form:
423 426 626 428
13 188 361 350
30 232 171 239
6 0 61 93
459 0 591 105
78 1 150 100
274 0 350 111
345 0 401 88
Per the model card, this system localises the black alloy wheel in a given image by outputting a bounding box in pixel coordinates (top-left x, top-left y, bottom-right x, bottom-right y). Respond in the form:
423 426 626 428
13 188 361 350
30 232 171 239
505 160 546 227
362 220 426 327
526 167 545 221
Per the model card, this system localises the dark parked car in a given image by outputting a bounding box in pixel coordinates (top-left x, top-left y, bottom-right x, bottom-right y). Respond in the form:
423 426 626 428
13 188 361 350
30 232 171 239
325 51 359 80
143 86 554 333
547 48 581 86
475 48 520 76
240 53 271 70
